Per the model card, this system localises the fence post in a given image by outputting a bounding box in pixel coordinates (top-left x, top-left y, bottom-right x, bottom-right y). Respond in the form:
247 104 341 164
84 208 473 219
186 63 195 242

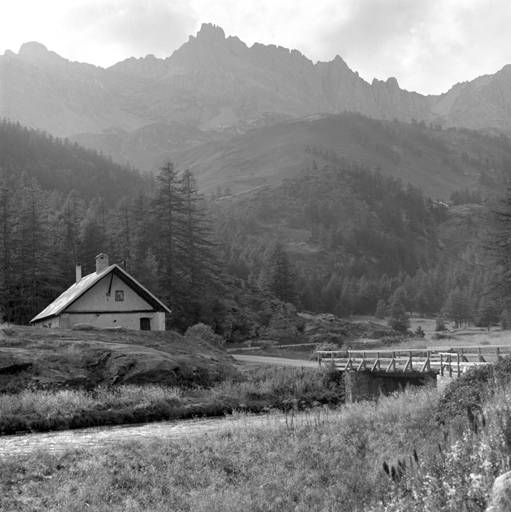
440 353 444 377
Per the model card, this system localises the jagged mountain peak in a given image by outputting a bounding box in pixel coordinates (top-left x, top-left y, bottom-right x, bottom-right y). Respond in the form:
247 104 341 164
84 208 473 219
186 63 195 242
194 23 227 41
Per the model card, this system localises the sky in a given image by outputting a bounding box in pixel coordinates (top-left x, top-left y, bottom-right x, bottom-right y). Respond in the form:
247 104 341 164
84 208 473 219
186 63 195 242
1 0 510 96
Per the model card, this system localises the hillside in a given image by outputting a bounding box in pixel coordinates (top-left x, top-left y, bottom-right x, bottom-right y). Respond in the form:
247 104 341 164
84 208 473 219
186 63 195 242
212 164 438 281
189 113 511 200
0 118 149 202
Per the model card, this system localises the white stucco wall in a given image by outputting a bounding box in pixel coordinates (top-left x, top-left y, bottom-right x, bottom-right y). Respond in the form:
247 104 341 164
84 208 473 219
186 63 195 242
35 311 165 331
67 273 153 312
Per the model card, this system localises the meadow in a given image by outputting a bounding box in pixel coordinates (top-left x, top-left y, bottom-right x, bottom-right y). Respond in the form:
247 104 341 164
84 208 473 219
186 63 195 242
2 365 510 511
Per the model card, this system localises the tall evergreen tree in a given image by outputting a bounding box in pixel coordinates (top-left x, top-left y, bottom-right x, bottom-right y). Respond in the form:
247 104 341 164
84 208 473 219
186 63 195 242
258 242 296 303
0 170 17 322
151 160 185 308
387 286 410 333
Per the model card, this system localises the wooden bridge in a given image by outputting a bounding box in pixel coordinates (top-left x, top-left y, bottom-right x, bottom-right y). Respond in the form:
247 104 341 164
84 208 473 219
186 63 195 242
317 345 511 402
317 345 511 377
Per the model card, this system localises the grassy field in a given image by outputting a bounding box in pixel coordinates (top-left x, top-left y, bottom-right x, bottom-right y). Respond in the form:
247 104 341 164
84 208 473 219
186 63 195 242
2 369 510 512
0 386 440 511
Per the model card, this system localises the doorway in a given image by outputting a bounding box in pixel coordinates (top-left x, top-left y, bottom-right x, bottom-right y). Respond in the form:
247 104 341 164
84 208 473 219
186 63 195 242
140 318 151 331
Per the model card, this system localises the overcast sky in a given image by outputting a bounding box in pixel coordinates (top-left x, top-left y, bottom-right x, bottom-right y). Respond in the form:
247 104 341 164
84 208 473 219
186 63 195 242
2 0 510 96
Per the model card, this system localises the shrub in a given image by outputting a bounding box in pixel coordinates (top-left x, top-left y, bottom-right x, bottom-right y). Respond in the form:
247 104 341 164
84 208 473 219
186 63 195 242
431 332 455 341
435 355 511 426
378 335 408 346
414 326 425 338
185 323 225 348
435 317 447 332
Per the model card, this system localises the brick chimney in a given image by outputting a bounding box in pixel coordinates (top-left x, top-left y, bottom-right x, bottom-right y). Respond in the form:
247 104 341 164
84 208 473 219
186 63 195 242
96 253 109 274
76 262 82 283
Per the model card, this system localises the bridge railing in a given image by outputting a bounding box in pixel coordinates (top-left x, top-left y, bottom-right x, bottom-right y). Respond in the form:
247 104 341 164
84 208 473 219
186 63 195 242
316 345 510 375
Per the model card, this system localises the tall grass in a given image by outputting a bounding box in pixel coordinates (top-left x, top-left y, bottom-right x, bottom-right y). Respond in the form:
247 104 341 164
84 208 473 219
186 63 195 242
376 383 511 511
0 386 440 512
4 377 510 511
0 366 344 434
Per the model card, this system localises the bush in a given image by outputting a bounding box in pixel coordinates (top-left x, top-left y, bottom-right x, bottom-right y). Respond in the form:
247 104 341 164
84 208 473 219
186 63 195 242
431 332 455 341
185 323 225 348
435 355 511 426
414 326 425 338
435 317 447 332
377 335 408 346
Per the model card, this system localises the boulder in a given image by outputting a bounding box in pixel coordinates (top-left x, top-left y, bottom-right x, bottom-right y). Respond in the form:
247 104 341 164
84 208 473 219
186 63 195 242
487 471 511 511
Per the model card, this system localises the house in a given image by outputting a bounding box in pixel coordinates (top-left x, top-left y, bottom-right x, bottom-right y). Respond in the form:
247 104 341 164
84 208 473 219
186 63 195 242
30 254 171 331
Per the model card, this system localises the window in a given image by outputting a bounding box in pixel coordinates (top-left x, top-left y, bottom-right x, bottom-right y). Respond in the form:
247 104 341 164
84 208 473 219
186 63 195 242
115 290 124 301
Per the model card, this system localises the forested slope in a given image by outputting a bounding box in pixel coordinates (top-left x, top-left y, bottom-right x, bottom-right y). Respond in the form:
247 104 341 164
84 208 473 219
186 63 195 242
210 162 493 321
0 119 149 202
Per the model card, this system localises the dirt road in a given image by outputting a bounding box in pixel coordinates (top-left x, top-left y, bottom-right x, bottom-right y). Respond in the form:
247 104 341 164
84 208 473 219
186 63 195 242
232 354 318 367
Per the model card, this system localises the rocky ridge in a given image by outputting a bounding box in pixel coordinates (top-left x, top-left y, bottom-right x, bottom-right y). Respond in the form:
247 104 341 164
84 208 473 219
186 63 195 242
2 23 511 175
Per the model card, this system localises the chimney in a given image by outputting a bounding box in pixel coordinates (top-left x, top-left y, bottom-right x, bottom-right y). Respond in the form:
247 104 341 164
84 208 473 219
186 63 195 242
96 253 109 274
75 263 82 283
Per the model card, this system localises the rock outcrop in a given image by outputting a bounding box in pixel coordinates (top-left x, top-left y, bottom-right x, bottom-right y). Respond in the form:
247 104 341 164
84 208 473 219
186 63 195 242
0 326 238 391
487 470 511 511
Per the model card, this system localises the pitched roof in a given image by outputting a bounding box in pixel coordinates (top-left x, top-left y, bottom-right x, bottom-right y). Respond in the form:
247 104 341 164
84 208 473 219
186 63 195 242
30 264 171 323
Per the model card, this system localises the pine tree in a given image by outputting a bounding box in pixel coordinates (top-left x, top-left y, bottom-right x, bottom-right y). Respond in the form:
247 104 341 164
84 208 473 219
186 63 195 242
258 242 296 304
78 205 108 276
476 295 501 331
442 286 472 328
0 170 17 322
179 169 222 296
387 287 410 333
13 174 58 323
149 161 225 330
483 185 511 305
375 298 387 319
151 160 185 308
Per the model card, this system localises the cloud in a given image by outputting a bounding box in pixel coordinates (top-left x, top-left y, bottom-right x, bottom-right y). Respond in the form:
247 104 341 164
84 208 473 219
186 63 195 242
314 0 511 94
62 0 198 65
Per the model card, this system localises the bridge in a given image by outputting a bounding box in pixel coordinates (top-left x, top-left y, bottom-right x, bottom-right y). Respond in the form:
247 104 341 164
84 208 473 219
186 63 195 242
316 345 511 402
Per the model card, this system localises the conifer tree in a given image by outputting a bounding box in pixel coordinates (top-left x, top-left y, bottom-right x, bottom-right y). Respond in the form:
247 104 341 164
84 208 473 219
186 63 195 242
13 174 57 323
0 170 17 322
258 242 296 304
151 160 184 307
387 286 410 333
375 298 387 319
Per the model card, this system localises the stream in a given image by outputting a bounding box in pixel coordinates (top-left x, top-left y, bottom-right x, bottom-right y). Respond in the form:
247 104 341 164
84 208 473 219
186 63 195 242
0 412 317 461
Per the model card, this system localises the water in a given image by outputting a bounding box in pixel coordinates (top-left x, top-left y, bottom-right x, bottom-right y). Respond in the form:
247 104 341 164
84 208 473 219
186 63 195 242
0 412 320 460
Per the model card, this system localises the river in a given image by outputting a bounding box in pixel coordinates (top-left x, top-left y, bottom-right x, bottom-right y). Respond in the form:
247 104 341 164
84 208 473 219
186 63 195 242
0 411 323 460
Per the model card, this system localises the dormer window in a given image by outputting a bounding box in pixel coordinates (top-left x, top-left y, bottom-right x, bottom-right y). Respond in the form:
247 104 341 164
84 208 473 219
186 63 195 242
115 290 124 301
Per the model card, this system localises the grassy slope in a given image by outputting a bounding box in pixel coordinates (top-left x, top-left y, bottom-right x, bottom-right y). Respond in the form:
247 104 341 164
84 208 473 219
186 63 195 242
174 114 511 200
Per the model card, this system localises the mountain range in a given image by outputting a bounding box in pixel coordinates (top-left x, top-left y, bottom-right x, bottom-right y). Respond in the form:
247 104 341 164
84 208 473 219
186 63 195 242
2 23 511 197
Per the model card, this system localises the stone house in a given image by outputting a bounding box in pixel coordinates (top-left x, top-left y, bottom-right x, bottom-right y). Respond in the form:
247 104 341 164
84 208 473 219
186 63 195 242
30 254 171 330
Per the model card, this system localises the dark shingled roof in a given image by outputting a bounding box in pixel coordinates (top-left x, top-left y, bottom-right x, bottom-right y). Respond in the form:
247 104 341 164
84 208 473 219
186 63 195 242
30 264 171 323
